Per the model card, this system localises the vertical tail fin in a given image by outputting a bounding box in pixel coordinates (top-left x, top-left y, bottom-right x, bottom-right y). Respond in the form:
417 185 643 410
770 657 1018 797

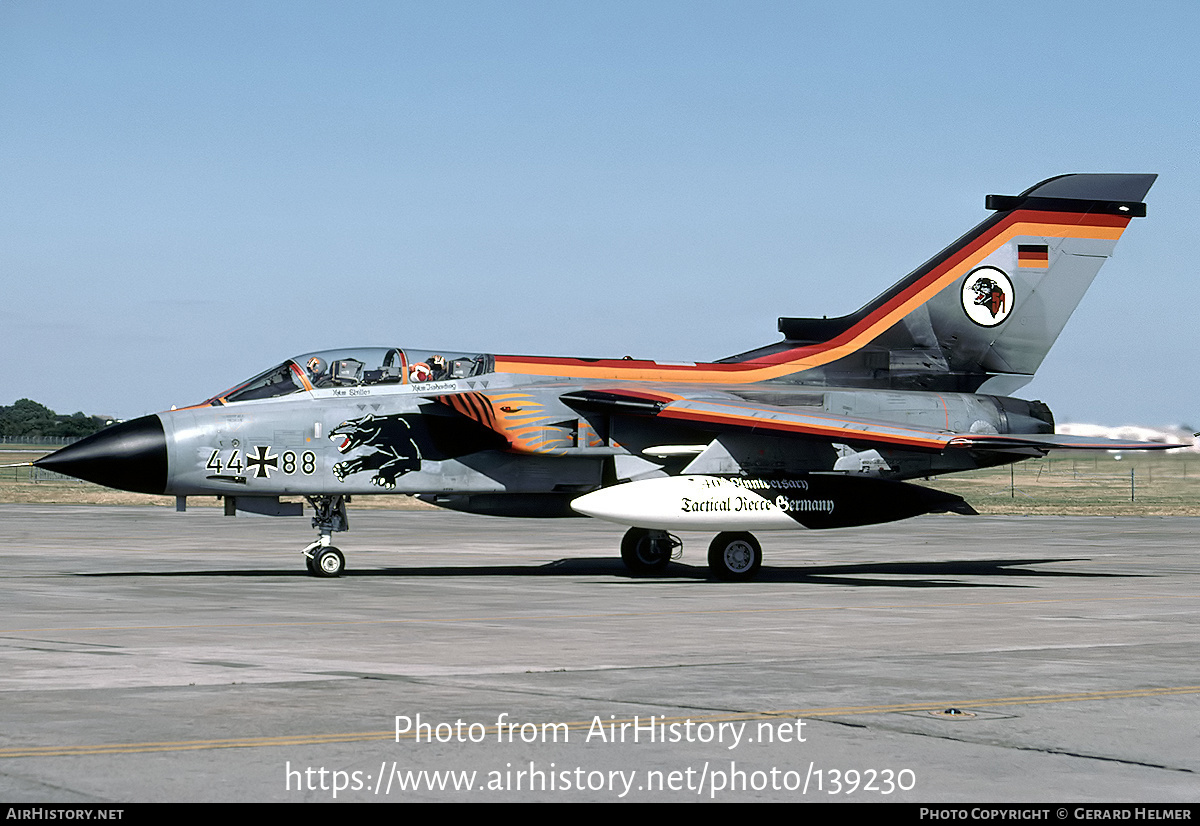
763 174 1156 393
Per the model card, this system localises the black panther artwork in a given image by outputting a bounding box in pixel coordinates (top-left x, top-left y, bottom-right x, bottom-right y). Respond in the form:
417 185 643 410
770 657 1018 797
329 414 422 488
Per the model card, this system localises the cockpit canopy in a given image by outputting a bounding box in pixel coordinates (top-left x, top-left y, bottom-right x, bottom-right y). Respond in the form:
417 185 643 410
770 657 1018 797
208 348 493 405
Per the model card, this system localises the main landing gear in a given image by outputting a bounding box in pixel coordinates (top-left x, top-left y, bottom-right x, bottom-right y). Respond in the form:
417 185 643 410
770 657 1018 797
619 527 764 581
303 495 349 577
706 531 762 581
620 528 682 575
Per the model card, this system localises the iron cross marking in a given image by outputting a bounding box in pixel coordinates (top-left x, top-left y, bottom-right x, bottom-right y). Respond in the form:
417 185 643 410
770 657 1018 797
246 446 279 479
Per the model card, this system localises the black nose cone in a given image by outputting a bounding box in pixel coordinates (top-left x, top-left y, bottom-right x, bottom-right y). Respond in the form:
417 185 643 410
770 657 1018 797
35 415 168 495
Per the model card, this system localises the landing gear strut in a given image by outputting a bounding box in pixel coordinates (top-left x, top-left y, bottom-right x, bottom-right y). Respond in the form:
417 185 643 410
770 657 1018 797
619 527 681 575
303 495 349 577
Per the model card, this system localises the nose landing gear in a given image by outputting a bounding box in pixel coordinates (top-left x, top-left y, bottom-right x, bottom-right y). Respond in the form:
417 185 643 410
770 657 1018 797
303 495 349 577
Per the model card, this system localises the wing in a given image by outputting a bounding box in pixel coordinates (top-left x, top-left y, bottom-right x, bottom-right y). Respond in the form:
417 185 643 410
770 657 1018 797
561 388 953 451
429 385 958 455
559 388 1181 455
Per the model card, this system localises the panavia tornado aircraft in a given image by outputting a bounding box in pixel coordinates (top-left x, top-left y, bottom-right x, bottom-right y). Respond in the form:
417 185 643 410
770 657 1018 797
36 173 1172 580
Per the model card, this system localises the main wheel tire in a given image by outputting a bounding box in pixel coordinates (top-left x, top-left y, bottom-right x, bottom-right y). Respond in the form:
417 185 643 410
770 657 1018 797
312 546 345 578
707 532 762 581
620 528 672 575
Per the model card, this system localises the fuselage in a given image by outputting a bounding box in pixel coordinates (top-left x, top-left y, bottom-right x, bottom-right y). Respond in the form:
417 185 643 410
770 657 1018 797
61 344 1048 501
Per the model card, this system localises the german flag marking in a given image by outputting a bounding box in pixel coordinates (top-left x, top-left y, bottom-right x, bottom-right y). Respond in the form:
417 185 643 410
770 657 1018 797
1018 244 1049 269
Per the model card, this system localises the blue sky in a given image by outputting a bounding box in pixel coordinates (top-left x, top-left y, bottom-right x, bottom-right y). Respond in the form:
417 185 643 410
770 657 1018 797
2 1 1196 426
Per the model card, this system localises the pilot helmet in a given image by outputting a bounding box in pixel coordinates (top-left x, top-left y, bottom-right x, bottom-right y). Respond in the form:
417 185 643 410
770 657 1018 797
306 357 327 378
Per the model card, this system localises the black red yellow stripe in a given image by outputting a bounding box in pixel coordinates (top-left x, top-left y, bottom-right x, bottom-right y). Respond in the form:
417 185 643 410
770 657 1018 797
492 209 1128 384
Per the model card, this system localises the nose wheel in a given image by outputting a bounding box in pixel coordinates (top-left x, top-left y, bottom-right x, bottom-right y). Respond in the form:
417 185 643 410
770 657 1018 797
303 495 349 577
305 545 345 578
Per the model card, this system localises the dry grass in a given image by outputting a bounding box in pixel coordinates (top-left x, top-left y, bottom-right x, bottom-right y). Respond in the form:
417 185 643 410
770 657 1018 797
924 452 1200 516
3 448 1197 515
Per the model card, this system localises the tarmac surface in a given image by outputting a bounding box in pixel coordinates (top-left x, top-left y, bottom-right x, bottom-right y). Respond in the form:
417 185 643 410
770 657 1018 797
0 503 1196 803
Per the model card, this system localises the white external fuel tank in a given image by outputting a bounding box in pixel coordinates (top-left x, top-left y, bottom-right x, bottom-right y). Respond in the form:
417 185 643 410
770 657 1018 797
571 474 975 531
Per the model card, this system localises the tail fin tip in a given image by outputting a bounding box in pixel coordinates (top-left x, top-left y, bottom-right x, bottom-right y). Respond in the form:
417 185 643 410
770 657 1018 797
986 173 1157 217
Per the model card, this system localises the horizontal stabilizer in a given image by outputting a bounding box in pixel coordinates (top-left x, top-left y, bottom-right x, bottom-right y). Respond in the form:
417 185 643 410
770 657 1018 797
948 433 1185 452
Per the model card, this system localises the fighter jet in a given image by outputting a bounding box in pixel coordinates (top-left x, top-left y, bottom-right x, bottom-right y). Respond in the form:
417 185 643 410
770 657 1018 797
35 173 1173 580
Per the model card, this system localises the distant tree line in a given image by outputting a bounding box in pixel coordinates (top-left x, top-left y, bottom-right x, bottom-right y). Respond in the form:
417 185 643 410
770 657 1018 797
0 399 109 438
